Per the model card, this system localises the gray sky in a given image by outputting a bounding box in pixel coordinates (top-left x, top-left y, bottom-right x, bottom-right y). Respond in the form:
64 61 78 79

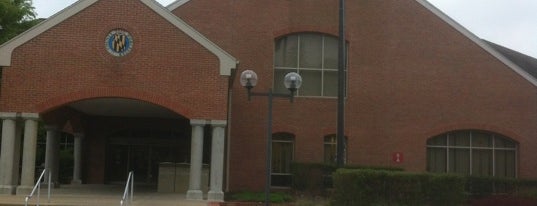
33 0 537 58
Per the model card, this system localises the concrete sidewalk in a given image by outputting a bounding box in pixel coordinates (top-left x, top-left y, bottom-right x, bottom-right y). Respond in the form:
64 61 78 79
0 184 210 206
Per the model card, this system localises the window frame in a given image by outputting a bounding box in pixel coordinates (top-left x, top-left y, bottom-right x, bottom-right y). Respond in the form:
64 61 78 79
274 33 347 98
271 132 295 188
426 130 518 177
323 134 347 165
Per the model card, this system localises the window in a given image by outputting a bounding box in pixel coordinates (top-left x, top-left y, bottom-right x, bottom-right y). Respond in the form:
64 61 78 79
272 132 294 187
426 130 517 177
274 33 344 97
324 134 347 165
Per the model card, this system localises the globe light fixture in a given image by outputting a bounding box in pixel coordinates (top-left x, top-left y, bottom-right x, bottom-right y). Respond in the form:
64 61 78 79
283 72 302 97
240 70 302 102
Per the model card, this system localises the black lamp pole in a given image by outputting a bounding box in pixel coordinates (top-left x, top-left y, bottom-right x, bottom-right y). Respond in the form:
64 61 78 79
336 0 346 168
241 71 301 206
247 88 293 206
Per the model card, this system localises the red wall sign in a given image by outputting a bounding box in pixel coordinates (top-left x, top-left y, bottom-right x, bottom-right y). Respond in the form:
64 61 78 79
392 152 404 163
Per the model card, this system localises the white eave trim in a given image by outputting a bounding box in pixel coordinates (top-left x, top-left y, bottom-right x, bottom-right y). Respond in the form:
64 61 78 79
416 0 537 87
0 0 99 67
167 0 191 11
0 0 237 76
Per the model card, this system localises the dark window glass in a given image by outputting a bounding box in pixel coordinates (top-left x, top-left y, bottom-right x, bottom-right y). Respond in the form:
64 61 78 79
426 130 517 178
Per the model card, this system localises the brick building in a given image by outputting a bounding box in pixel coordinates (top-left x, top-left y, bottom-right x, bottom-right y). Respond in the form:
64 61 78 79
0 0 536 202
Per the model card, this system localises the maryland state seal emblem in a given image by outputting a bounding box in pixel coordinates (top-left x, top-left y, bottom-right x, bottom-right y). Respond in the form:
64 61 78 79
105 29 133 57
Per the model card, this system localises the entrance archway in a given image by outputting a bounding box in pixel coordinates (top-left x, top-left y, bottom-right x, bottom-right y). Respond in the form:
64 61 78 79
34 97 226 200
40 97 193 185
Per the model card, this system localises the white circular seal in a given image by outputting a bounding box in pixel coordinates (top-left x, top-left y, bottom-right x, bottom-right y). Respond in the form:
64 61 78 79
105 29 133 57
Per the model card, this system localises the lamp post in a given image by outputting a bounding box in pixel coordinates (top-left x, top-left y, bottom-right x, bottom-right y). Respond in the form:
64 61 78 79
240 70 302 206
336 0 346 168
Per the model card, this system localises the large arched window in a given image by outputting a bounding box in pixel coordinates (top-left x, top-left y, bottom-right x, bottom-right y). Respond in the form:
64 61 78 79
274 33 343 97
272 132 295 187
426 130 517 177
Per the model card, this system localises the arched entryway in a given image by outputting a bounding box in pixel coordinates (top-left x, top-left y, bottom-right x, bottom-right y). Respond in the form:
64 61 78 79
32 97 226 200
39 97 190 184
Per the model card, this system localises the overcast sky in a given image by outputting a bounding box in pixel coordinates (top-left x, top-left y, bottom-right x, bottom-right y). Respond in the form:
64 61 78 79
32 0 537 58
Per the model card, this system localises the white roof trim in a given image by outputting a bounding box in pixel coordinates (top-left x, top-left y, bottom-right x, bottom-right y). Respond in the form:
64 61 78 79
0 0 237 76
0 0 99 66
416 0 537 87
166 0 191 11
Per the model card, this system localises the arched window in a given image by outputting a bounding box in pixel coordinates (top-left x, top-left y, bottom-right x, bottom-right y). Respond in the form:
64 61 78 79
426 130 517 177
272 132 295 187
274 33 343 97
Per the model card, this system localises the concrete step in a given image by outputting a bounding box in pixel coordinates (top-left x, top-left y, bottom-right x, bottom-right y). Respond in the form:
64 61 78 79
0 185 209 206
0 194 209 206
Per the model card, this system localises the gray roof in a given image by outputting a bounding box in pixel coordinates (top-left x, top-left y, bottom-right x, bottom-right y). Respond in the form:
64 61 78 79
485 40 537 79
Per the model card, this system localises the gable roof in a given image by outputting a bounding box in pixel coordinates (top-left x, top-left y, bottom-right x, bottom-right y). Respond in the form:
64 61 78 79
167 0 192 11
416 0 537 87
0 0 237 76
485 41 537 79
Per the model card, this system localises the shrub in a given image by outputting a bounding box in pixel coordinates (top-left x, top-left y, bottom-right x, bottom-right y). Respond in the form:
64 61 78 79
228 191 293 203
290 162 403 196
330 169 466 206
291 162 328 193
466 176 518 197
516 179 537 199
426 174 466 206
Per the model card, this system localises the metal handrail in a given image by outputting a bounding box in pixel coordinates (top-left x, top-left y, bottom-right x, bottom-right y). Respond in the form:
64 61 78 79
25 168 51 206
120 171 134 206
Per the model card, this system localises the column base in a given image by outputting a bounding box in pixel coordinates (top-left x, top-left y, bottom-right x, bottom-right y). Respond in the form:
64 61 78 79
0 185 16 195
71 179 82 185
207 190 224 202
16 186 33 195
186 190 203 200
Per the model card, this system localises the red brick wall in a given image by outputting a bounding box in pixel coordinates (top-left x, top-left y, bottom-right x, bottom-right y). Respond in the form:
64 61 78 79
1 0 229 120
175 0 537 191
2 0 536 192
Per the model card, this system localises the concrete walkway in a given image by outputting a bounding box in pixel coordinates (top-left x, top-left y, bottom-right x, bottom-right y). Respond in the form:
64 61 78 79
0 184 211 206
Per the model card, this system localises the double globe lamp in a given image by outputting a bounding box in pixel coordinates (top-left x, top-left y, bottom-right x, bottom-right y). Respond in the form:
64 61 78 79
239 70 302 206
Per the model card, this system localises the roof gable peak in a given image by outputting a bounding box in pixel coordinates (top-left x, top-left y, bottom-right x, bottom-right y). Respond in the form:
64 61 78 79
0 0 236 76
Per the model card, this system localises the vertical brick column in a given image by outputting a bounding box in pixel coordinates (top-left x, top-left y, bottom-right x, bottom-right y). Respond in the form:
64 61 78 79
16 113 40 194
208 120 227 202
187 119 206 200
0 112 18 194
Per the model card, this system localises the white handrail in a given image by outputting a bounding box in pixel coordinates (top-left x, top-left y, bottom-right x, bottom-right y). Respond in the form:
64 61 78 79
120 171 134 206
25 168 51 206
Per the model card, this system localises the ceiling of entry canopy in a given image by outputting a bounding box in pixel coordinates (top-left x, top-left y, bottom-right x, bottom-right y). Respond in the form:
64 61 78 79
67 98 183 119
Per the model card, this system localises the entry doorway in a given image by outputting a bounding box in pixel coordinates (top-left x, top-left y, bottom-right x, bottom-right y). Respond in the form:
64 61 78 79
106 129 190 185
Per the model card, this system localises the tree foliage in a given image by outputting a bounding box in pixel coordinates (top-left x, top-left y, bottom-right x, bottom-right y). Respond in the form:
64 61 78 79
0 0 40 44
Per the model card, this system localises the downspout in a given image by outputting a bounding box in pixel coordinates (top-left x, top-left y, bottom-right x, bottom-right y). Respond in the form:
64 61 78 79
225 67 237 192
225 0 238 192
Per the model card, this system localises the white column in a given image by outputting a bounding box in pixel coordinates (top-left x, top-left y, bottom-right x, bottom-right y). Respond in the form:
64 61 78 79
44 125 60 187
186 119 206 200
208 120 227 202
16 113 39 194
0 112 18 194
71 133 84 184
12 118 23 190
